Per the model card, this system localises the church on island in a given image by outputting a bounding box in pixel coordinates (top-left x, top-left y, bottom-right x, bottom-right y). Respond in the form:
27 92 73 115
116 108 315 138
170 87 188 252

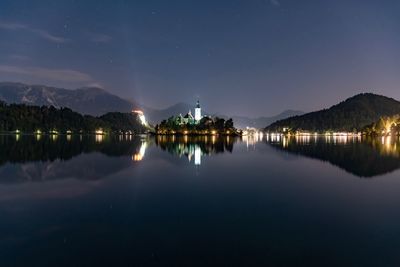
155 100 239 136
172 100 204 126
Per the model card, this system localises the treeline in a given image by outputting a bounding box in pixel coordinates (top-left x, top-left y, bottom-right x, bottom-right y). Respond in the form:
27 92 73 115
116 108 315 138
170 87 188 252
363 115 400 135
156 116 239 135
0 101 149 133
266 93 400 133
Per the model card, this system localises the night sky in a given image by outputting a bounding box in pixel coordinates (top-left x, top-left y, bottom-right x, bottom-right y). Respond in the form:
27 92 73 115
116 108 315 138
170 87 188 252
1 0 400 117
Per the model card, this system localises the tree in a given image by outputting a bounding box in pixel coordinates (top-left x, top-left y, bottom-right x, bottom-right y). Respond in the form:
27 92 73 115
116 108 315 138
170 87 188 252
225 118 234 129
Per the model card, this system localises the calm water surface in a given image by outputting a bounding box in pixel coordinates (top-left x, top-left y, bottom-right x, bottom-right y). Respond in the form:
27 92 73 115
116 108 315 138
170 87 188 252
1 134 400 266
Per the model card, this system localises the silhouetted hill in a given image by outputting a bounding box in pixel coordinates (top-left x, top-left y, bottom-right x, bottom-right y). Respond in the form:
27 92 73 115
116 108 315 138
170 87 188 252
0 82 137 116
265 93 400 132
143 102 194 123
0 102 148 133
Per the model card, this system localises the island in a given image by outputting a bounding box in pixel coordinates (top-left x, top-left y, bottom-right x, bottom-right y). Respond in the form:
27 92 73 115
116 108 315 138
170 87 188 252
155 100 241 136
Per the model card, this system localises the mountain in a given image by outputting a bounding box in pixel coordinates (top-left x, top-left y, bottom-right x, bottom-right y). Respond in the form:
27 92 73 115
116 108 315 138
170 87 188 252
0 102 149 133
143 102 194 124
230 110 304 129
265 93 400 132
0 82 137 116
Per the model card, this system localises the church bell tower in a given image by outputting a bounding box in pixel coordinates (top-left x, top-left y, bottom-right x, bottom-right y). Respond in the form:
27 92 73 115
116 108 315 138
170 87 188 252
194 100 202 121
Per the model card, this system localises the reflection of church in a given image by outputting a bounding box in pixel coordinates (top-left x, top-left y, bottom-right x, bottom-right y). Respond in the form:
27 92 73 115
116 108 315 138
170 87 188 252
175 100 203 126
187 145 202 166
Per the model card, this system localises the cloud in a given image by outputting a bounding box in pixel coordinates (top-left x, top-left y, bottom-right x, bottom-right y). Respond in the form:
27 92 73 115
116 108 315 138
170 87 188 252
31 28 68 43
89 33 112 43
270 0 280 7
0 65 96 83
8 54 30 61
86 82 105 88
0 22 26 30
0 22 69 43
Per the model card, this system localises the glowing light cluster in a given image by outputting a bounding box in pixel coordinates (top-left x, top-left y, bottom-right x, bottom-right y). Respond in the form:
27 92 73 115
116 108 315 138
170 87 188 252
95 129 104 135
132 110 148 126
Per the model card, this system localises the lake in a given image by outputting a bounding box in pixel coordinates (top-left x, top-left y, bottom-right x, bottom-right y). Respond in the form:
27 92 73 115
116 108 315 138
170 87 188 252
1 134 400 266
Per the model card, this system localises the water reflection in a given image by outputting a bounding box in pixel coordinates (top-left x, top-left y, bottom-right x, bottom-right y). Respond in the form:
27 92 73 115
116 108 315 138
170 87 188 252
132 139 147 161
155 135 237 166
2 134 400 180
242 132 263 149
267 135 400 178
0 135 146 183
3 134 400 266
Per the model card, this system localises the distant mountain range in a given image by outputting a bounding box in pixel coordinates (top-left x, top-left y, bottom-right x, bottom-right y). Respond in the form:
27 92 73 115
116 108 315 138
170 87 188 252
143 102 303 129
0 82 198 122
142 102 195 124
0 82 137 116
229 110 304 129
266 93 400 132
0 82 302 128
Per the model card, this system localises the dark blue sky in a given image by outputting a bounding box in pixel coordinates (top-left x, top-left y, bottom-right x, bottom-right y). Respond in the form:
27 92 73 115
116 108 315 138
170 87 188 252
1 0 400 116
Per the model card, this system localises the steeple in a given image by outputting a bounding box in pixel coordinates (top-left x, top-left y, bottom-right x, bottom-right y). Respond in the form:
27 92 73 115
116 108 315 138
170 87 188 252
194 100 202 121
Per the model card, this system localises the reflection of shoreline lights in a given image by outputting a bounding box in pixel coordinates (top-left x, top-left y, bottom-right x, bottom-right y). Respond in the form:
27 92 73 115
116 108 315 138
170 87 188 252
132 110 148 126
264 131 364 145
156 136 206 166
66 130 72 141
269 134 366 147
273 131 362 137
243 130 264 148
379 136 398 156
95 129 105 142
133 141 147 161
95 134 104 143
282 136 288 148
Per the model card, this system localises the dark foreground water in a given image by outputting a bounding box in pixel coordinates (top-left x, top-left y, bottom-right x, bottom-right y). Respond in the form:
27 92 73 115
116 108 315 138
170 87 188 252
1 134 400 266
